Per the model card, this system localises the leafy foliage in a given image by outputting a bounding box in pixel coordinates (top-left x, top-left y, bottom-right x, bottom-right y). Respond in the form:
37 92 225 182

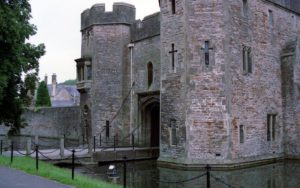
60 79 76 85
0 0 45 135
35 81 51 107
21 74 38 107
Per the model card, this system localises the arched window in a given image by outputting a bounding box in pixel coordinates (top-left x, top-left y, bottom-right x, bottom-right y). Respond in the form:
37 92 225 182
147 62 153 88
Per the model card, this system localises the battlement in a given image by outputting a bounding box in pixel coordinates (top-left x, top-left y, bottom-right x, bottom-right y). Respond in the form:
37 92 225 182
131 12 160 42
81 2 136 30
266 0 300 14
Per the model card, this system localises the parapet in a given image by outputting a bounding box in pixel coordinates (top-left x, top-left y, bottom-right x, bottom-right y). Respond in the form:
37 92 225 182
131 12 160 42
266 0 300 14
81 3 136 30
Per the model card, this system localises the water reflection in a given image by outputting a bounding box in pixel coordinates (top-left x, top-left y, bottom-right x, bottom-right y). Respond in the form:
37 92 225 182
74 160 300 188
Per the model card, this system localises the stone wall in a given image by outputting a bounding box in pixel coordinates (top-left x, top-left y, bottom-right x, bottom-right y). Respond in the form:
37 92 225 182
281 40 300 158
90 24 132 137
159 0 300 166
22 107 81 138
160 0 229 164
131 12 160 42
227 0 299 162
131 35 160 145
160 0 187 161
79 3 137 141
266 0 300 14
185 0 228 164
80 3 162 145
0 107 81 138
132 36 161 93
77 0 300 167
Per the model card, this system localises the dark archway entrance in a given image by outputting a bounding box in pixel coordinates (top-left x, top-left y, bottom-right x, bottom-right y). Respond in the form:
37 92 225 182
144 103 160 147
139 92 160 148
150 105 160 147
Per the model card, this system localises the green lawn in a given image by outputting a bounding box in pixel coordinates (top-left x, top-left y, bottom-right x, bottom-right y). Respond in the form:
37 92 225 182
0 156 121 188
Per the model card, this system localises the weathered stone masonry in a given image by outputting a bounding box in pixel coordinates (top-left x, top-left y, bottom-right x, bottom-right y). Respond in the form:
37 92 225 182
76 0 300 168
78 3 161 146
0 107 81 139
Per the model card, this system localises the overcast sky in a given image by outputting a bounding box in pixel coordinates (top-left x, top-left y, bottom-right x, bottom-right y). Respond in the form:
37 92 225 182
28 0 160 83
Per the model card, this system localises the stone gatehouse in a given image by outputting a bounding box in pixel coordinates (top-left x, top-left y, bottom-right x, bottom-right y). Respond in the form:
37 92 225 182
75 0 300 168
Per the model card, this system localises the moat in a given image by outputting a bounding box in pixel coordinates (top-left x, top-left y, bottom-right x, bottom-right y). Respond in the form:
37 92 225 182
73 160 300 188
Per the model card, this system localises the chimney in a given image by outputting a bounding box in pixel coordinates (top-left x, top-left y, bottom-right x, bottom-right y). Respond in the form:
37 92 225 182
44 74 48 85
51 73 57 97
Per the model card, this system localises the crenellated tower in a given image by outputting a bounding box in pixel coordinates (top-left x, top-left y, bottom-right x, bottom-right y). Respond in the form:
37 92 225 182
76 0 300 168
76 3 136 143
159 0 188 163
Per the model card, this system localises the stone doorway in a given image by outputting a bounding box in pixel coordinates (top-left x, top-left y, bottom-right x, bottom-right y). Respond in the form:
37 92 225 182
139 92 160 147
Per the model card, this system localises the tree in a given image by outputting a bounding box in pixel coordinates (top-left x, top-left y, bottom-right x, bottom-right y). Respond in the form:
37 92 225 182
0 1 45 135
35 81 51 107
60 79 76 85
21 74 38 107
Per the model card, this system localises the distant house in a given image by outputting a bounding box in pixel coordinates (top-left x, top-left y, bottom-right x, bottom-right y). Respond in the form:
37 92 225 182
45 74 80 107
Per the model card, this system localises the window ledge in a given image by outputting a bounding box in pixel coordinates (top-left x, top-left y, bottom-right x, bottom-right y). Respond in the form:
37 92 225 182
76 80 92 92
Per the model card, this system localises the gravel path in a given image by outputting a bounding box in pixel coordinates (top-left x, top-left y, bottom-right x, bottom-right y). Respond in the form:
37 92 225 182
0 166 74 188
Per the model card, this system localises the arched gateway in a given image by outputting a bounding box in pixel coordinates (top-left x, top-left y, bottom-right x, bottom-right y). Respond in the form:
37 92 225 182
138 92 160 148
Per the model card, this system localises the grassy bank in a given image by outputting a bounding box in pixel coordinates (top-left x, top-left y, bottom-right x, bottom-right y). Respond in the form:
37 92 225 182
0 156 120 188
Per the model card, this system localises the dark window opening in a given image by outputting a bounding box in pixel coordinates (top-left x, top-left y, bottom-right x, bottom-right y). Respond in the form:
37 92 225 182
204 41 210 65
267 115 271 141
169 43 178 71
272 115 276 141
242 46 252 73
77 66 84 81
292 15 296 31
243 47 246 72
106 121 110 138
240 125 244 143
242 0 248 17
269 10 274 28
147 62 153 88
247 48 252 73
86 65 92 80
77 67 81 81
171 0 176 14
76 60 92 81
267 114 276 141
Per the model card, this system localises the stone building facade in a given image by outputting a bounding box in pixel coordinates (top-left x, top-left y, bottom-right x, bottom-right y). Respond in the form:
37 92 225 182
76 0 300 168
45 74 80 107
